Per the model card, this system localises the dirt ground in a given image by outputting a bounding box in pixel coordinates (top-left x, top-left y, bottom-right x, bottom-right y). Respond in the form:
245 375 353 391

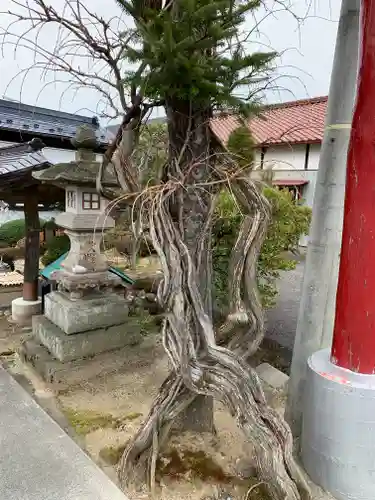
0 308 287 500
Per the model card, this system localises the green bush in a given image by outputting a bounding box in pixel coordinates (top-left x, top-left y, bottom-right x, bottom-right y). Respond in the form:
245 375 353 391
0 219 27 246
0 218 48 246
41 234 70 266
212 187 311 311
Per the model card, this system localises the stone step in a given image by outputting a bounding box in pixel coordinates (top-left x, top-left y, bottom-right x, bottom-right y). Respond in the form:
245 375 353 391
33 315 140 362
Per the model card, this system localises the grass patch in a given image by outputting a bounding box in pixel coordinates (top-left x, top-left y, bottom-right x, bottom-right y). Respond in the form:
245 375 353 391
63 408 143 436
63 408 120 435
123 411 143 421
127 310 161 336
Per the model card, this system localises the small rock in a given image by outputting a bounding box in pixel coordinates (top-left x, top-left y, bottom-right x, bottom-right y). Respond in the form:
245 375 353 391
137 290 146 299
145 292 157 302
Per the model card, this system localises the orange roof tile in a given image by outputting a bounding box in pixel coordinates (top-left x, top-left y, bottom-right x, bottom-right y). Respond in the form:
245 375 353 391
211 96 328 147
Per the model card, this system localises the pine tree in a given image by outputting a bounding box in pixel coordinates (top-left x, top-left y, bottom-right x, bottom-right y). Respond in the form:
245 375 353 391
113 2 310 499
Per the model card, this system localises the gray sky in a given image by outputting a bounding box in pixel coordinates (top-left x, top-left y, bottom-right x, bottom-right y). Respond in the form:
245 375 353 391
0 0 340 121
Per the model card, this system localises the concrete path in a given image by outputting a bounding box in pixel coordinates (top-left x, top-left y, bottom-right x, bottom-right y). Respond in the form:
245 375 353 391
265 261 305 351
0 365 128 500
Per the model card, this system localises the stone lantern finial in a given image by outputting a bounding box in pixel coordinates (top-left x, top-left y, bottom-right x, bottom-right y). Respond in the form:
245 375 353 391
71 125 98 162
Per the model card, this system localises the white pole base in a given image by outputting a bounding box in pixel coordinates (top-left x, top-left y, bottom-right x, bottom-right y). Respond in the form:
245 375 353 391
302 348 375 500
11 297 41 326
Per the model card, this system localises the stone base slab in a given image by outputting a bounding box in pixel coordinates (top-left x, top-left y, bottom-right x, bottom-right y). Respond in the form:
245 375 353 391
51 270 122 293
19 338 138 386
44 291 129 335
33 315 139 362
11 297 42 326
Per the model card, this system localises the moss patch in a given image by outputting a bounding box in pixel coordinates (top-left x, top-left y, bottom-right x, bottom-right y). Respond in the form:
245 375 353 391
156 448 271 499
63 408 143 436
99 444 126 465
157 448 228 483
123 412 143 421
63 408 120 435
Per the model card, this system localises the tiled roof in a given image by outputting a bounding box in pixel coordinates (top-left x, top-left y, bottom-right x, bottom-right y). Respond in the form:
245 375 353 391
0 99 110 144
0 271 24 287
211 96 328 146
0 139 50 177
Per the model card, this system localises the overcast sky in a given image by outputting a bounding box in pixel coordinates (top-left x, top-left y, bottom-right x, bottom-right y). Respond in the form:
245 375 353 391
0 0 340 122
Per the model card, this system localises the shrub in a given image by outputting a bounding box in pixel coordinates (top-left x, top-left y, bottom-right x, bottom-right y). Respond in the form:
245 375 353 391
0 219 27 246
0 218 47 246
212 187 311 311
41 234 70 266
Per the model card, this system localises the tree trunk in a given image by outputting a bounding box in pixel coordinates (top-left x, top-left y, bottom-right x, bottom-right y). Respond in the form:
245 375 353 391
119 101 311 500
166 98 215 433
23 190 40 301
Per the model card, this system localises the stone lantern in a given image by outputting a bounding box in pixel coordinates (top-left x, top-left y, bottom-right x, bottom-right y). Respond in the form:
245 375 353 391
29 125 137 363
34 124 120 297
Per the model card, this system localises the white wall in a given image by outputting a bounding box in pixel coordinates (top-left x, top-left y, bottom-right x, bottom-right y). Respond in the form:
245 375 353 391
252 143 322 247
43 148 103 164
252 142 322 210
263 144 307 171
0 141 102 164
308 144 321 171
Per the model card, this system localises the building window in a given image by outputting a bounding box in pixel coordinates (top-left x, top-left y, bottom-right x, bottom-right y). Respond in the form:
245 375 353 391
67 190 76 209
82 192 100 210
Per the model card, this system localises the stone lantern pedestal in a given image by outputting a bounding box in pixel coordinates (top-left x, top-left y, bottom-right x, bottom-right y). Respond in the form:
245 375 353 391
24 125 140 367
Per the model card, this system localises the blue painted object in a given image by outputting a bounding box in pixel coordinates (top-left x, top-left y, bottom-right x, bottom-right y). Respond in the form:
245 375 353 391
40 252 134 285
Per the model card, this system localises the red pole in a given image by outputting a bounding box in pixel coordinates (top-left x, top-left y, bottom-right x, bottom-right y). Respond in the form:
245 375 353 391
331 0 375 373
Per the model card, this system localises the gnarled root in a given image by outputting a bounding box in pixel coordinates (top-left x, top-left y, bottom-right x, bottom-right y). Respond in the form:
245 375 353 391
118 373 195 489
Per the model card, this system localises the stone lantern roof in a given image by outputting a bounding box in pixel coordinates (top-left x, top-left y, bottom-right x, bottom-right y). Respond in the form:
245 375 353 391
32 124 118 188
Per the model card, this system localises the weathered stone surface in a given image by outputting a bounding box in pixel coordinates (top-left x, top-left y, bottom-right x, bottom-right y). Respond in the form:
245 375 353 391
11 297 42 326
255 363 289 390
56 212 115 231
44 291 128 335
33 315 139 362
51 270 121 294
19 340 66 383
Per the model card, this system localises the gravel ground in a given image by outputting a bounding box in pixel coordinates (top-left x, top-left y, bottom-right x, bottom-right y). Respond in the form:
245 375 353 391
265 261 305 352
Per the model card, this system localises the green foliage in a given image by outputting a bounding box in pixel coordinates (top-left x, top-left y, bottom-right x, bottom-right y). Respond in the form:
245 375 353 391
117 0 276 113
227 125 256 168
212 188 311 310
43 218 58 230
0 218 46 246
0 219 27 246
41 234 70 266
133 122 168 185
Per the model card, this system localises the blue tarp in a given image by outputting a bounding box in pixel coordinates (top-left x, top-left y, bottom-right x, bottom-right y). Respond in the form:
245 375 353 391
39 252 134 285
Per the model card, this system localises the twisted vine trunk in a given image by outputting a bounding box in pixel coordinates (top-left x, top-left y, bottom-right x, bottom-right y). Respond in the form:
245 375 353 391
118 100 311 500
165 99 215 432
